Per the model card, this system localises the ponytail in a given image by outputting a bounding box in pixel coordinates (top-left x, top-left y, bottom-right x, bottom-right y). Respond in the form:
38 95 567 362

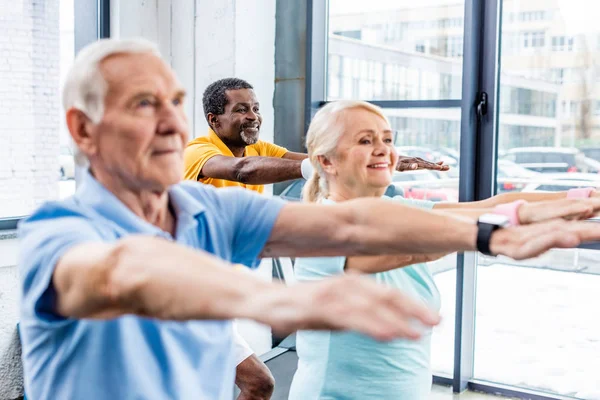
302 169 321 203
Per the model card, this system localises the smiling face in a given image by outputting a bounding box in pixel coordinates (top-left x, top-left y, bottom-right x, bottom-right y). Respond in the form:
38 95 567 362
210 88 262 147
77 52 189 192
321 107 398 198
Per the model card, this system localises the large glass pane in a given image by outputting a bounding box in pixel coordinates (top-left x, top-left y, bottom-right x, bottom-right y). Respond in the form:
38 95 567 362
385 107 462 377
327 0 465 101
0 0 75 220
475 0 600 397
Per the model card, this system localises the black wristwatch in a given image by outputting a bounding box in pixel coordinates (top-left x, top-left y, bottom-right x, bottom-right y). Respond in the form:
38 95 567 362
476 213 510 256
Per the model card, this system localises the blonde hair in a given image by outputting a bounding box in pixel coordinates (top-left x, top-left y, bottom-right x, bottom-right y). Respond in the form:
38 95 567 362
302 100 390 202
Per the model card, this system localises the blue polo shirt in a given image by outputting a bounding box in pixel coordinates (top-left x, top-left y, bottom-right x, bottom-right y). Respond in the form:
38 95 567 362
18 171 285 400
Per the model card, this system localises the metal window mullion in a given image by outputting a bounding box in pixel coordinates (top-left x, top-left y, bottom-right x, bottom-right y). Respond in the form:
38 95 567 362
454 0 502 393
74 0 109 187
304 0 328 133
99 0 110 39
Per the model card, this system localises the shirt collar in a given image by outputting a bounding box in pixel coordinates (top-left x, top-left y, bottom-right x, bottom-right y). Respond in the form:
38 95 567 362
208 128 235 157
75 170 205 236
208 128 253 157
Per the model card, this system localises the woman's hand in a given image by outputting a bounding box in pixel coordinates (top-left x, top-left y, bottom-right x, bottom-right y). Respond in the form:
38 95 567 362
518 198 600 224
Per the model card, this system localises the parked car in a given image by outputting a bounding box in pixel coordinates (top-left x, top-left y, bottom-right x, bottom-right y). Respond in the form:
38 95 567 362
435 147 460 162
522 179 600 193
536 172 600 183
582 157 600 173
391 170 458 202
496 159 540 193
580 147 600 162
59 146 75 180
503 147 588 174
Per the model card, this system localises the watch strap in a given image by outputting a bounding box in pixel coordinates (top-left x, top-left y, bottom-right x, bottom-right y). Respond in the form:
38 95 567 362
477 222 498 256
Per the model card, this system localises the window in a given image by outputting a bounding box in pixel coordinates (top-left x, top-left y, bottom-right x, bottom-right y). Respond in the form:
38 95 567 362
522 31 545 48
518 10 546 22
327 0 464 101
551 36 574 51
1 0 76 219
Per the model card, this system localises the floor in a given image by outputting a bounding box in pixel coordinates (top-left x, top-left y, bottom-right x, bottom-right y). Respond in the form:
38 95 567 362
431 385 517 399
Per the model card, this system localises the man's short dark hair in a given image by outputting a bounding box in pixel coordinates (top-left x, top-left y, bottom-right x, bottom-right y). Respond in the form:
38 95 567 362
202 78 253 123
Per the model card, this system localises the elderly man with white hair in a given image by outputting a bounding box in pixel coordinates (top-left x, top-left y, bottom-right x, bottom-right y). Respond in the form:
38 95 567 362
17 37 600 400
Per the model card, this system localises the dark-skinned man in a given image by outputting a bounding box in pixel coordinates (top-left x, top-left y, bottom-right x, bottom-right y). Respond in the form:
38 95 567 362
183 78 449 194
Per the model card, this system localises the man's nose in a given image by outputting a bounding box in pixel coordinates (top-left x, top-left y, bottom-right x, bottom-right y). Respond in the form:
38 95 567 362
246 110 258 121
158 105 187 135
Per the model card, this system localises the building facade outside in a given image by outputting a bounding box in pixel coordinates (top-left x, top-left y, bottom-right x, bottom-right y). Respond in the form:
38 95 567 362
328 0 600 152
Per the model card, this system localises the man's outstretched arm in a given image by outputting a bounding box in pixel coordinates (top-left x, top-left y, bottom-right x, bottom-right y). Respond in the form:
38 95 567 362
201 155 303 184
52 235 440 341
262 199 600 260
282 151 308 161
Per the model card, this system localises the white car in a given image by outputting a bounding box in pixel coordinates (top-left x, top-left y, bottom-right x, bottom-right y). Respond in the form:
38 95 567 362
522 179 600 193
539 172 600 182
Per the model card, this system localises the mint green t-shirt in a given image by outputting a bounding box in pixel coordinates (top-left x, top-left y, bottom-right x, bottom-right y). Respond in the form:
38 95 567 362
289 196 441 400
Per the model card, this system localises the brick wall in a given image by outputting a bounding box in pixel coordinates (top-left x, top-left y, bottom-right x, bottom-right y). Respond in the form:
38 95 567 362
0 0 60 220
0 1 60 398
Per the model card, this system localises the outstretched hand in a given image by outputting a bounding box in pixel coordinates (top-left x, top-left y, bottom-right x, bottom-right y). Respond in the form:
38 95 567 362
396 155 450 172
249 274 440 342
518 198 600 224
490 218 600 260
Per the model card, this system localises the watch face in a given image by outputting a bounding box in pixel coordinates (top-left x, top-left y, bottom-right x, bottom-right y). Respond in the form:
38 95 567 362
479 213 510 227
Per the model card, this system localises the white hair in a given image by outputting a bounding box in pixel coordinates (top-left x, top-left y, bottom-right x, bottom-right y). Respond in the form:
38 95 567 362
63 37 161 166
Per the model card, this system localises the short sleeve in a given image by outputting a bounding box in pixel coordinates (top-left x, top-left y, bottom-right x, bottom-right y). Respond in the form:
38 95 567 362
232 323 254 365
293 256 347 282
183 142 223 181
211 188 286 268
18 205 103 327
260 142 288 158
390 195 436 210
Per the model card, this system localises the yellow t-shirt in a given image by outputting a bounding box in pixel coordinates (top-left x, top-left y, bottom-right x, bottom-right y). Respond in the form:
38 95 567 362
183 128 288 193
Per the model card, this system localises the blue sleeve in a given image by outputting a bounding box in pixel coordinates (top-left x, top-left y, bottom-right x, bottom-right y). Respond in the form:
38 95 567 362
18 204 103 327
213 188 286 268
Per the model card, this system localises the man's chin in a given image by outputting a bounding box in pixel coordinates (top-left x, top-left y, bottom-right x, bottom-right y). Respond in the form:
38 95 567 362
240 131 259 145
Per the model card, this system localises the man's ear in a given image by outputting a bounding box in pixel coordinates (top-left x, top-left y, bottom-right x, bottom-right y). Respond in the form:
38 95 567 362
207 113 220 130
66 108 97 159
317 154 336 176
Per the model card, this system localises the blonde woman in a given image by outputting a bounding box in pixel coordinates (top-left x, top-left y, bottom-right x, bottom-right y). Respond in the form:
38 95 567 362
288 100 600 400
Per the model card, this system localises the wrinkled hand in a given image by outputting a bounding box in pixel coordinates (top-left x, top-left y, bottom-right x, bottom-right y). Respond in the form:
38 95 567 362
490 218 600 260
396 155 450 172
518 198 600 224
252 274 440 342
